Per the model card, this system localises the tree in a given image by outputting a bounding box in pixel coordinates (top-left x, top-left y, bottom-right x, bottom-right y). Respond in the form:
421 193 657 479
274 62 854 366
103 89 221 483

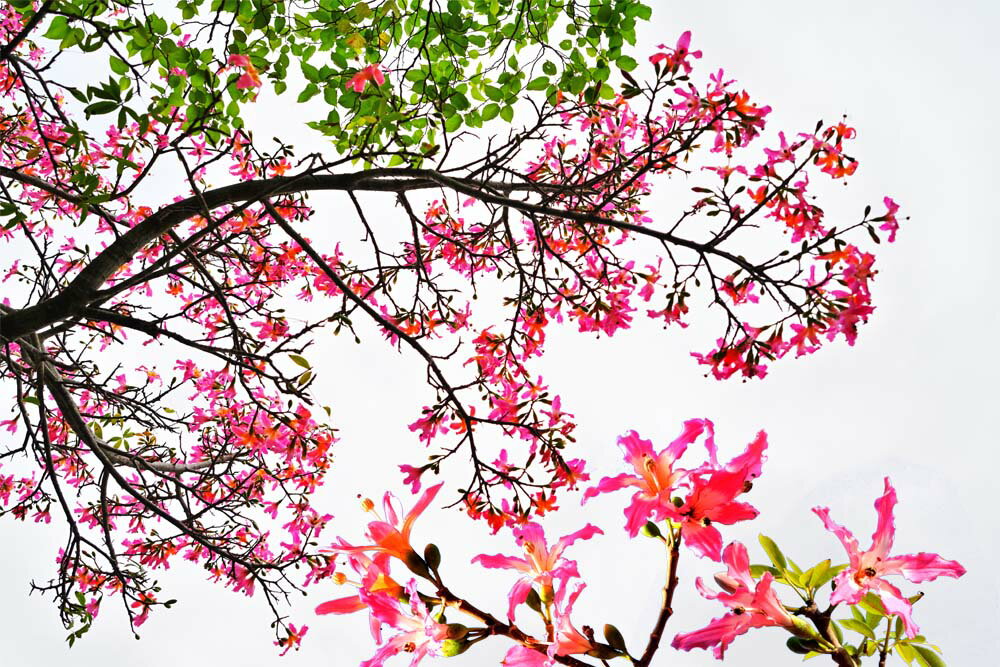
0 1 959 665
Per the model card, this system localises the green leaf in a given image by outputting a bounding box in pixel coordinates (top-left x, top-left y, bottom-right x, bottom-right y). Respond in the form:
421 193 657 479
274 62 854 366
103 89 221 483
85 101 119 116
109 56 129 75
840 619 876 640
758 534 786 570
749 564 780 578
481 103 500 121
499 105 513 122
44 16 70 40
896 643 917 665
858 592 888 616
444 113 462 132
526 76 548 91
912 645 946 667
289 354 311 369
616 55 638 71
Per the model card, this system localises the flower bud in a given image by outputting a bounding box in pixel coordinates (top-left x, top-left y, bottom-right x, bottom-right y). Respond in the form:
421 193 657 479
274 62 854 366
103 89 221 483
789 616 819 639
404 551 431 579
525 587 542 612
786 636 823 655
424 543 441 572
640 521 661 538
713 573 742 594
603 624 627 653
441 639 469 657
445 624 468 640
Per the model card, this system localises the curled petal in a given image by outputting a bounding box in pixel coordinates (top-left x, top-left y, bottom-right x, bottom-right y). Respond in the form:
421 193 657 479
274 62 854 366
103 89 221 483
552 523 603 556
471 553 531 572
315 595 366 615
583 473 641 502
881 552 967 583
812 506 860 566
672 612 751 659
681 521 724 561
872 579 920 638
870 477 897 559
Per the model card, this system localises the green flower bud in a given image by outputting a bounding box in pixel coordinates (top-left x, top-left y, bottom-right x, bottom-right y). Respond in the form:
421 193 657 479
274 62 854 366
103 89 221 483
445 624 468 640
441 639 469 657
525 587 542 612
786 636 823 655
789 616 819 639
640 521 661 538
603 624 627 653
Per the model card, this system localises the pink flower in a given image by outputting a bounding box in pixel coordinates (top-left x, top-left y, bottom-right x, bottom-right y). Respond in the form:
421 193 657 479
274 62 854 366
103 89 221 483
275 623 308 656
315 553 404 643
673 547 794 659
671 467 760 561
674 542 795 658
359 579 449 667
813 478 965 637
472 522 602 621
879 196 900 243
502 645 553 667
228 54 261 89
583 427 692 536
670 427 766 560
346 64 386 93
330 483 443 564
548 583 597 658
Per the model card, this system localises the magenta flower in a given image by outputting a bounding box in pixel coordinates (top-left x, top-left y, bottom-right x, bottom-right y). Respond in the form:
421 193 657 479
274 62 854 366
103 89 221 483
472 522 602 621
669 429 766 560
671 466 761 561
673 542 795 659
813 477 965 637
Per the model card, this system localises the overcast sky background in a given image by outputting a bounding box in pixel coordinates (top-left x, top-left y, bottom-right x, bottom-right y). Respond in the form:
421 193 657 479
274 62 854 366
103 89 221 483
2 1 997 666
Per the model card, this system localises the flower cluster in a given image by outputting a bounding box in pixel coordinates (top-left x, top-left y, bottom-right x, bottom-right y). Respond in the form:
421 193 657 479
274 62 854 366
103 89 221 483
315 420 964 667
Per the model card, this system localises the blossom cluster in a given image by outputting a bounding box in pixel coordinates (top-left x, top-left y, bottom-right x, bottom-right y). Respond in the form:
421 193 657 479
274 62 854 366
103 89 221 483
315 419 964 666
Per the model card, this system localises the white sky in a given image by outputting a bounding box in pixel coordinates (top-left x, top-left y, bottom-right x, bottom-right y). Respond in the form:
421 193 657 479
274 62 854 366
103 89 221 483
1 1 997 666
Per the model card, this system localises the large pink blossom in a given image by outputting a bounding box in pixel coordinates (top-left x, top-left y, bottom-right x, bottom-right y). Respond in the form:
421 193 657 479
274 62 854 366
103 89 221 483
813 478 965 637
473 522 601 621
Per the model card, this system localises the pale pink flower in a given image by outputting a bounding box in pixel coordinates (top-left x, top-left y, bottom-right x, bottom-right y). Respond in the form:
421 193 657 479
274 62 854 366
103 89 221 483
360 579 449 667
673 542 795 658
813 478 965 637
472 522 601 620
548 583 597 658
502 645 553 667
